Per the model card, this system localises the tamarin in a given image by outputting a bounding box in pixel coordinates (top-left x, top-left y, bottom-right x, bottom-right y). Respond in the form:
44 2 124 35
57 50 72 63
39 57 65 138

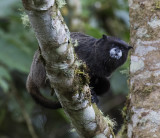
26 32 132 109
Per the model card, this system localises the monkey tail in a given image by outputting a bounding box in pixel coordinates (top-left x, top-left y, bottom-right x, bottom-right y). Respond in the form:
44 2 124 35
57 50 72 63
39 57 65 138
26 76 62 109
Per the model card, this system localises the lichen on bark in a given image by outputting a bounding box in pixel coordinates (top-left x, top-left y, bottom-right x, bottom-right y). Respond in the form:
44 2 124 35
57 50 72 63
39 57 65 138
126 0 160 137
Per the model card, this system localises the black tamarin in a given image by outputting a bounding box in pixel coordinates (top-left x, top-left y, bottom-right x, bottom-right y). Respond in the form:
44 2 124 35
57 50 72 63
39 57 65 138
26 32 132 109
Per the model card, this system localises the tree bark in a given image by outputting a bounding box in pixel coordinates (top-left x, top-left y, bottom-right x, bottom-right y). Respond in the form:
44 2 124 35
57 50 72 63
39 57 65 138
127 0 160 137
21 0 114 137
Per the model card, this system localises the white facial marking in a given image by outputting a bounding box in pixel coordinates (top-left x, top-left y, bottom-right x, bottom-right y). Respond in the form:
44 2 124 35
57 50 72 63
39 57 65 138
110 48 122 59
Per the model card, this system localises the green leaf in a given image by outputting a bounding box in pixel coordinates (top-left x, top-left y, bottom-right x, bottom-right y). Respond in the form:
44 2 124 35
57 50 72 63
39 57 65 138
0 0 19 16
0 66 11 81
0 37 32 73
110 71 129 95
0 79 9 92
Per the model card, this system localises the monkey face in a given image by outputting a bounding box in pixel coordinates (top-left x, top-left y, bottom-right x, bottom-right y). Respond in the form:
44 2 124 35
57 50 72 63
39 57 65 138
94 36 133 76
109 44 132 60
97 35 132 59
109 47 122 59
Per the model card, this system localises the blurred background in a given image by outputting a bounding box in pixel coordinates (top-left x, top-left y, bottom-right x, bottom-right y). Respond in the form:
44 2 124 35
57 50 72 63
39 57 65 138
0 0 130 137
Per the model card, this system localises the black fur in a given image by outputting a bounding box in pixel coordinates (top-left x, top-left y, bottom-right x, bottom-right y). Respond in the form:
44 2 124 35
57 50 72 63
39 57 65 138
71 32 132 99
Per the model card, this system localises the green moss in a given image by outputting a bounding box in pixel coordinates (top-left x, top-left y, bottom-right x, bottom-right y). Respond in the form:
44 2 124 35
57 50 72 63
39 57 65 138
92 103 99 114
122 106 127 118
21 12 30 27
64 60 91 103
93 104 115 136
74 61 90 87
156 1 160 9
56 0 66 9
119 95 132 137
104 116 116 128
117 125 127 138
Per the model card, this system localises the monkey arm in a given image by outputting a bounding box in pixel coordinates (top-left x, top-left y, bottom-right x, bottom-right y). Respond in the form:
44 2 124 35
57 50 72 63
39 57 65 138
90 76 110 96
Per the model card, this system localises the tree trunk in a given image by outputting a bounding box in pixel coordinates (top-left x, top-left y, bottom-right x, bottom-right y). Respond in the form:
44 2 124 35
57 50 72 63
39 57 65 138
21 0 114 137
127 0 160 137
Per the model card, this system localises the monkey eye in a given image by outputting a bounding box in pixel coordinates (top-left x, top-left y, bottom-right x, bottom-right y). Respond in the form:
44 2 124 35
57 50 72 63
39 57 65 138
109 47 122 59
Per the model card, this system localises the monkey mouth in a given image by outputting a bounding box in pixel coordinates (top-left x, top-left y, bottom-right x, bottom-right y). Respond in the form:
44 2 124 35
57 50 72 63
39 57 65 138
112 54 121 59
115 54 121 59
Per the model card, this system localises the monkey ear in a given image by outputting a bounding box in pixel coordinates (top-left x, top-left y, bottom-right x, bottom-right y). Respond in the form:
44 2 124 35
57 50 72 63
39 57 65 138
102 34 108 40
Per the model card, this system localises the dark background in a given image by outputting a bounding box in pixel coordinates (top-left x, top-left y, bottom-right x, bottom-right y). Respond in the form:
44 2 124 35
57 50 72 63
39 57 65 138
0 0 130 137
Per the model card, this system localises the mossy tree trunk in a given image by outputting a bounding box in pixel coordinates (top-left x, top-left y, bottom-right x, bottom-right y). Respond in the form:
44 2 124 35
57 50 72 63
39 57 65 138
21 0 115 137
127 0 160 137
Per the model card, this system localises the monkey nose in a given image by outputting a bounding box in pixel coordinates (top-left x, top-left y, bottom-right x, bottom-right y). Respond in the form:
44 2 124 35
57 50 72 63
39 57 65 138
115 48 120 53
